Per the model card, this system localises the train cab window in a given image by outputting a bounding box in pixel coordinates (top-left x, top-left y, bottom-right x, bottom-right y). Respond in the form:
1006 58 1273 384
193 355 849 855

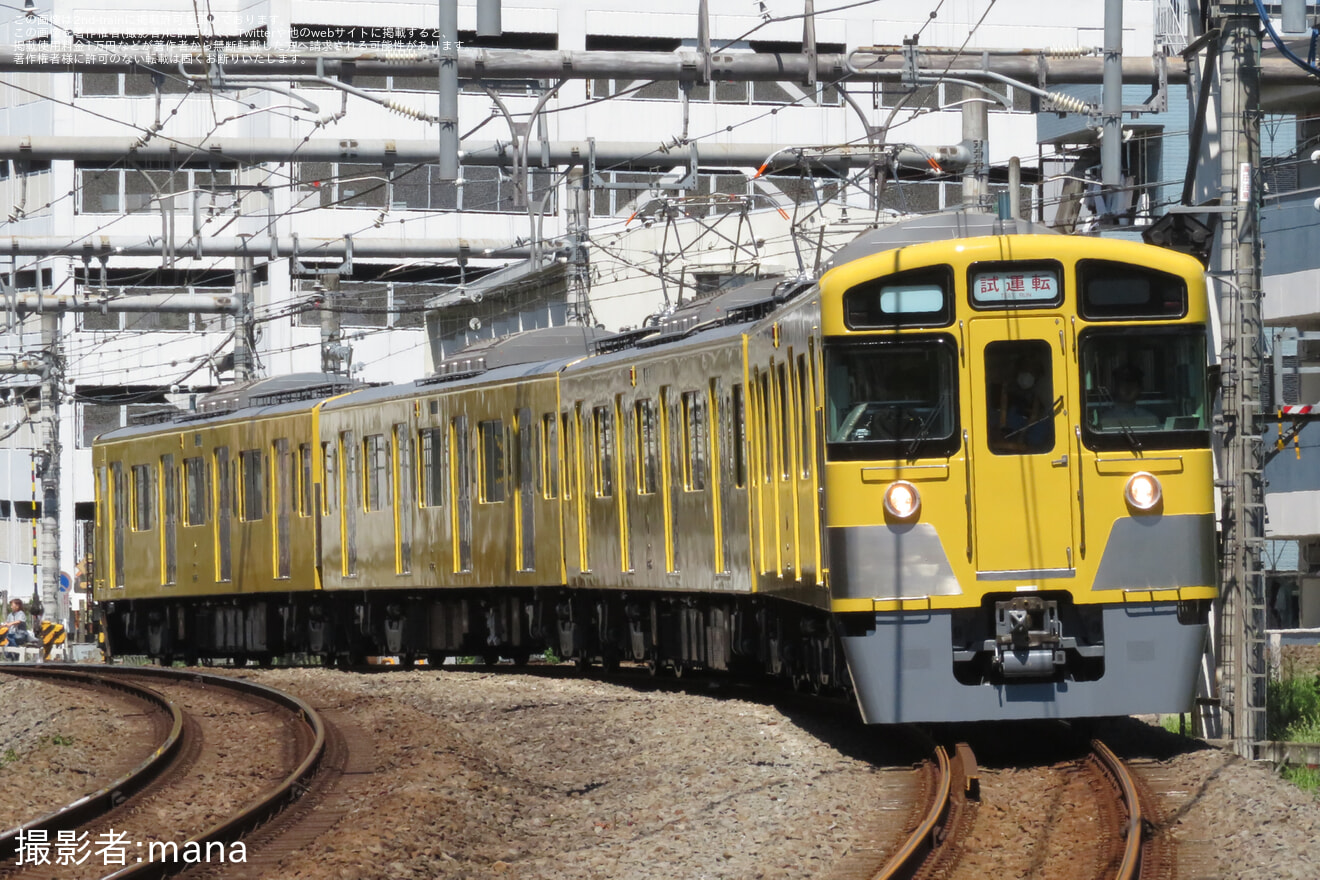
984 340 1057 455
592 406 614 497
824 338 959 460
1080 329 1210 451
843 265 953 328
635 400 659 494
1078 260 1187 320
364 433 392 511
419 428 445 508
969 261 1062 309
681 390 708 491
130 464 155 531
239 450 265 521
479 419 506 503
183 456 207 526
731 383 747 488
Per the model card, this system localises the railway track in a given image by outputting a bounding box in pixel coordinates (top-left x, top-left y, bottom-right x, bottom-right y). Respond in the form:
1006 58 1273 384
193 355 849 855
0 665 326 879
832 731 1157 880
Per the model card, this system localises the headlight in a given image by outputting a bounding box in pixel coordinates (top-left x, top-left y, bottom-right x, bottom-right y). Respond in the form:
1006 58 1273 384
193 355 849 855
884 481 921 520
1125 472 1162 511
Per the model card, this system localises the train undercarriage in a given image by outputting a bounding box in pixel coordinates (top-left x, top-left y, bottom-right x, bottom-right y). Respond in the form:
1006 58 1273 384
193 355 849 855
99 589 849 692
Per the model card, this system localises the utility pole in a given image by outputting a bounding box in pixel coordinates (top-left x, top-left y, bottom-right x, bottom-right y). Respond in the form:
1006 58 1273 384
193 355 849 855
961 98 989 210
1100 0 1124 221
319 273 349 376
234 255 254 382
36 287 61 627
1214 3 1267 757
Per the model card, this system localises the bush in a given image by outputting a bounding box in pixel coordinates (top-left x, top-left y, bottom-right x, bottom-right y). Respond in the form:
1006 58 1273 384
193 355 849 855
1268 674 1320 741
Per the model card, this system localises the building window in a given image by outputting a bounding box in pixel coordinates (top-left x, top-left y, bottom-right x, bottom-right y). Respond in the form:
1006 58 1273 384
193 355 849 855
297 161 556 214
77 163 237 215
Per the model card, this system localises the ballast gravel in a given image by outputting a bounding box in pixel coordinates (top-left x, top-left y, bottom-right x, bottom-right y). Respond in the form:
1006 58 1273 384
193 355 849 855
5 663 1320 879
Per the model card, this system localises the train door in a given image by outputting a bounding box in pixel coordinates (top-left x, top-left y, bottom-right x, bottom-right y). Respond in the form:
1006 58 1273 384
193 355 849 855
968 317 1075 574
213 448 231 582
516 408 535 572
451 415 472 573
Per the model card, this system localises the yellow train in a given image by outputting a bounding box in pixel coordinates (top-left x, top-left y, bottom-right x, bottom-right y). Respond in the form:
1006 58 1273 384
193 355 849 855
93 213 1215 723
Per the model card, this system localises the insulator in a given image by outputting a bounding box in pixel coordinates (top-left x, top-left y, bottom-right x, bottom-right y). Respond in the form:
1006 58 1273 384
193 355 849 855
379 49 428 64
1045 46 1097 57
1046 92 1091 115
385 100 433 122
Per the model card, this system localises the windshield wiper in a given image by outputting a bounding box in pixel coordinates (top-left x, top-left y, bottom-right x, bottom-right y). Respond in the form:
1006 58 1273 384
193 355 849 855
1094 385 1142 454
904 390 949 460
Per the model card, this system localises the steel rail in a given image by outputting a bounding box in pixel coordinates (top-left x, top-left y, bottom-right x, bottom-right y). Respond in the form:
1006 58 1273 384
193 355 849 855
1090 738 1145 880
0 667 185 863
12 665 327 880
85 665 329 880
871 744 953 880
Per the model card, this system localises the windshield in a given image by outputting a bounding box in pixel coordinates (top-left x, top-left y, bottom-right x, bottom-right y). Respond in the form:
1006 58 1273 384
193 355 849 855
824 337 960 460
1080 329 1210 451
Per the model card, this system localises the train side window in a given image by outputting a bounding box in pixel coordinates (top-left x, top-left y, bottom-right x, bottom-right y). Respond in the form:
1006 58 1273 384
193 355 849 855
635 399 659 494
777 362 791 480
297 444 313 517
1078 260 1187 320
681 390 707 491
731 383 747 488
239 449 265 521
540 413 559 499
758 370 772 481
419 428 446 507
593 405 614 497
561 411 574 502
321 441 336 514
478 419 506 503
131 463 155 531
183 456 207 526
341 431 359 575
984 340 1056 455
844 265 953 328
797 354 812 477
364 433 392 511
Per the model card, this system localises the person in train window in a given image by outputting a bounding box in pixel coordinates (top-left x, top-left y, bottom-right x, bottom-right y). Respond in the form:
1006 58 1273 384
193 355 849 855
1100 365 1160 430
994 362 1053 453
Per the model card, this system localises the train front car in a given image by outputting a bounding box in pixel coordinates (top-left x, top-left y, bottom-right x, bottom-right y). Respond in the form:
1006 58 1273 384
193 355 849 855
821 226 1215 723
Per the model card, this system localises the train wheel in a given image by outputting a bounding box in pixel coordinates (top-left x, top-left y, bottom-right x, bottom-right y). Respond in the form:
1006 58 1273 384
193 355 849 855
482 650 501 666
427 652 448 667
600 653 620 675
509 649 530 667
672 662 686 680
575 654 593 674
645 657 660 677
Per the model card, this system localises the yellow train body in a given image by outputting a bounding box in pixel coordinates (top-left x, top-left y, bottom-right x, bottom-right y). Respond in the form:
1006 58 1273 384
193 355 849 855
92 215 1216 722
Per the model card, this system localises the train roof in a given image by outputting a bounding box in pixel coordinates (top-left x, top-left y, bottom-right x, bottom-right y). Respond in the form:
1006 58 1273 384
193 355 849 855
97 373 361 442
823 211 1057 270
